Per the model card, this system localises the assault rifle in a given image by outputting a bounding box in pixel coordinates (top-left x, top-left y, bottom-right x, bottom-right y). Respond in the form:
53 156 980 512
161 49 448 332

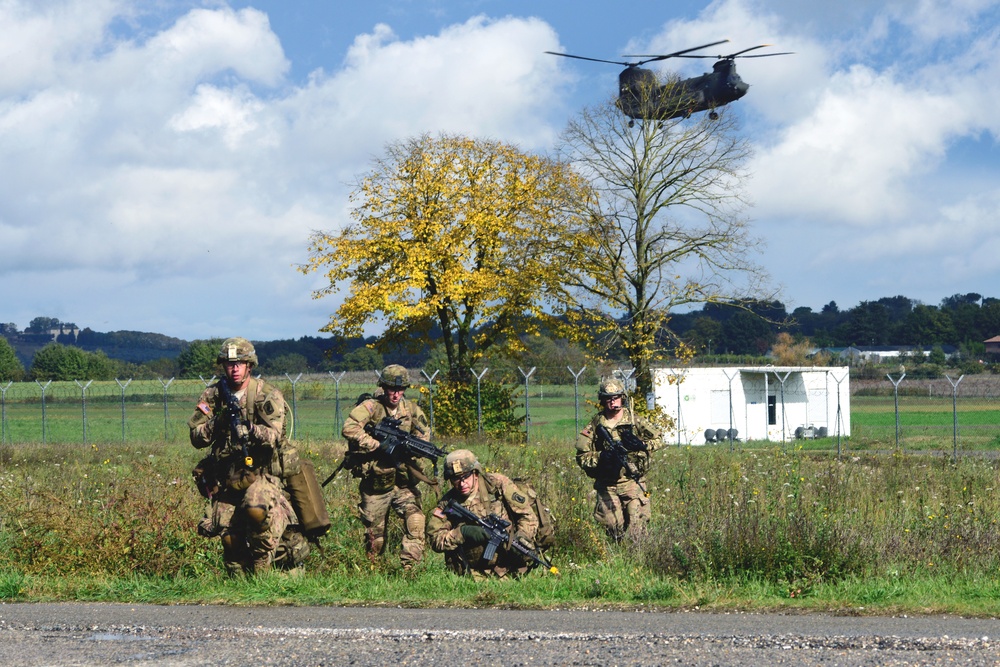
217 378 254 468
594 423 648 494
322 418 447 489
444 500 557 574
365 417 447 467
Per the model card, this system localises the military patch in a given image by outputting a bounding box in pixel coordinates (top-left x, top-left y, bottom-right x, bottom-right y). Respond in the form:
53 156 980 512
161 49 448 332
263 400 275 415
512 492 526 504
197 402 211 415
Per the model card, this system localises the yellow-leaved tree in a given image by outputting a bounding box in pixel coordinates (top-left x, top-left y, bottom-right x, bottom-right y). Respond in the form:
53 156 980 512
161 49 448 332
301 134 593 382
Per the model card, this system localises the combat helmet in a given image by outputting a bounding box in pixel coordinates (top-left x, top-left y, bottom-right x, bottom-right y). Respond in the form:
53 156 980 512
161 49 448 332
217 337 257 367
378 364 410 389
443 449 482 481
598 378 626 399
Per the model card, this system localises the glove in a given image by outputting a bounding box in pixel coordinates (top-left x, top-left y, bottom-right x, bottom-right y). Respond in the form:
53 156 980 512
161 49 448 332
460 524 489 546
378 436 400 456
627 451 649 476
507 531 535 567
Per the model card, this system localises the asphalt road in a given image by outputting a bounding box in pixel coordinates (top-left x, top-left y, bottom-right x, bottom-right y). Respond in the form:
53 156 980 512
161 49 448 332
1 603 998 666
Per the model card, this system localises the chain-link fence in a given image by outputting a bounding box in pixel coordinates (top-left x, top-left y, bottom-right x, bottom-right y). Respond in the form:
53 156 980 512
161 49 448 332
3 369 998 452
848 373 1000 455
0 369 603 446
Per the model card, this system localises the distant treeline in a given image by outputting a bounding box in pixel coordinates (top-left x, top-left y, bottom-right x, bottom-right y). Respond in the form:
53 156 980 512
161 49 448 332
2 292 998 382
669 293 1000 356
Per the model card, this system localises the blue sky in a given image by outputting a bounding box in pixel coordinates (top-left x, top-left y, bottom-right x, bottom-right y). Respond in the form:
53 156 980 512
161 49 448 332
1 0 999 341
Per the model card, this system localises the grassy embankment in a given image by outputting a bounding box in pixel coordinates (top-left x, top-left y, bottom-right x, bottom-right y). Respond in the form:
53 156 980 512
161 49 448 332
1 431 999 616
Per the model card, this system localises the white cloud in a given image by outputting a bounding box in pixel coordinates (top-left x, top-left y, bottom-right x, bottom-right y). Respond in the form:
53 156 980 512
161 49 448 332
750 64 969 225
169 84 267 149
3 0 999 339
891 0 1000 41
0 3 575 339
0 0 126 94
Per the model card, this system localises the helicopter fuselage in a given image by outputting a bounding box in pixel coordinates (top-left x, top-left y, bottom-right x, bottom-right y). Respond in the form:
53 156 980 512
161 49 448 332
616 59 749 121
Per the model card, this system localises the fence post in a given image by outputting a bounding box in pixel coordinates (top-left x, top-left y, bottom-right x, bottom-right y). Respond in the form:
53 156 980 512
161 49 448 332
0 381 11 445
158 377 174 442
772 371 792 446
421 370 439 438
115 378 132 444
723 369 739 451
945 374 965 462
567 366 586 436
518 366 536 444
284 373 303 439
614 367 636 394
75 379 93 445
36 380 51 444
830 370 849 458
886 372 906 450
471 367 489 434
199 375 217 388
329 371 346 436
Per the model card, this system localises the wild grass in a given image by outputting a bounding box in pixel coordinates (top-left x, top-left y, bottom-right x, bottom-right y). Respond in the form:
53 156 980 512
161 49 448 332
1 437 999 615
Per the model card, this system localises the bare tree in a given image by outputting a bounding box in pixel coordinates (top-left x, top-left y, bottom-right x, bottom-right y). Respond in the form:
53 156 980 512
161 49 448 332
556 94 773 398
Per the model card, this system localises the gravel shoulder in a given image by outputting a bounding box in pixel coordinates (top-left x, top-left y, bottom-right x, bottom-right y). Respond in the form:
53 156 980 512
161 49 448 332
1 602 998 666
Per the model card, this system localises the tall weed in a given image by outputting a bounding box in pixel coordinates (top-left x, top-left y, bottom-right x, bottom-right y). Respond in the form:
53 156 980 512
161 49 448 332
2 439 1000 601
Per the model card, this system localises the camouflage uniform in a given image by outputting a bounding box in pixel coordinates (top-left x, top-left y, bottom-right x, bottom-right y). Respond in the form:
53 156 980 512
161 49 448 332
576 379 662 541
341 365 430 568
188 338 308 576
426 450 540 580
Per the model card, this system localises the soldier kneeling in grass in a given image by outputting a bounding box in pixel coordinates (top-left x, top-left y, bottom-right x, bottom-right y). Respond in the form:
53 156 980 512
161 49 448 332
426 449 547 580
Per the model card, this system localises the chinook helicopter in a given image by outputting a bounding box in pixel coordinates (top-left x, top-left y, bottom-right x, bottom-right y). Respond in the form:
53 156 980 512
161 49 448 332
546 39 791 123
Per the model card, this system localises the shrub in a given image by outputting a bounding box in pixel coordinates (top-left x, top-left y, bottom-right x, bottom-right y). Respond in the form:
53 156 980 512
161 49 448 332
421 380 523 437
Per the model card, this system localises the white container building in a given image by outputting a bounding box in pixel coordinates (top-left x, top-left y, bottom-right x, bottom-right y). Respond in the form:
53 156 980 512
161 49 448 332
650 366 851 445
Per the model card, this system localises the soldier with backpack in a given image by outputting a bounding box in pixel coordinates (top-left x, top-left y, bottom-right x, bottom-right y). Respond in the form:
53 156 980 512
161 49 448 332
188 337 310 576
576 378 662 542
342 365 432 571
426 449 554 579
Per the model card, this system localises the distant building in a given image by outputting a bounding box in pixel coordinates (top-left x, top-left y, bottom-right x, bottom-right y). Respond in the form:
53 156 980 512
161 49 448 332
817 345 957 363
49 325 79 343
984 336 1000 355
651 366 851 446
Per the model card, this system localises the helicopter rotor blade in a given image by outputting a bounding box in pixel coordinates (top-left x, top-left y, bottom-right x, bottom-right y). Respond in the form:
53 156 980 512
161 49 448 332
723 43 772 58
544 51 633 67
671 44 794 60
546 39 773 69
621 39 730 65
739 51 795 58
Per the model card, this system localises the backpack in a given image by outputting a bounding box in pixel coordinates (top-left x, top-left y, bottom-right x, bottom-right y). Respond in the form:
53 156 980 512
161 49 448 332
513 478 556 551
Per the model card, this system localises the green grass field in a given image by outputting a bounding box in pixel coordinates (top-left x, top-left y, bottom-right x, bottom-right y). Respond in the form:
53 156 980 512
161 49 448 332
3 437 1000 615
2 381 998 453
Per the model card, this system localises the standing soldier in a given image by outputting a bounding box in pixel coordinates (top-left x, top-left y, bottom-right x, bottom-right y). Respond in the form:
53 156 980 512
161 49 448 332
188 337 309 576
342 365 431 570
576 378 661 542
426 449 541 580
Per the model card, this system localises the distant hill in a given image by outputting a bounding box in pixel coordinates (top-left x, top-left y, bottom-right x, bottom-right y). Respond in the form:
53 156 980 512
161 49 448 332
3 326 428 373
5 327 187 367
76 329 187 363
